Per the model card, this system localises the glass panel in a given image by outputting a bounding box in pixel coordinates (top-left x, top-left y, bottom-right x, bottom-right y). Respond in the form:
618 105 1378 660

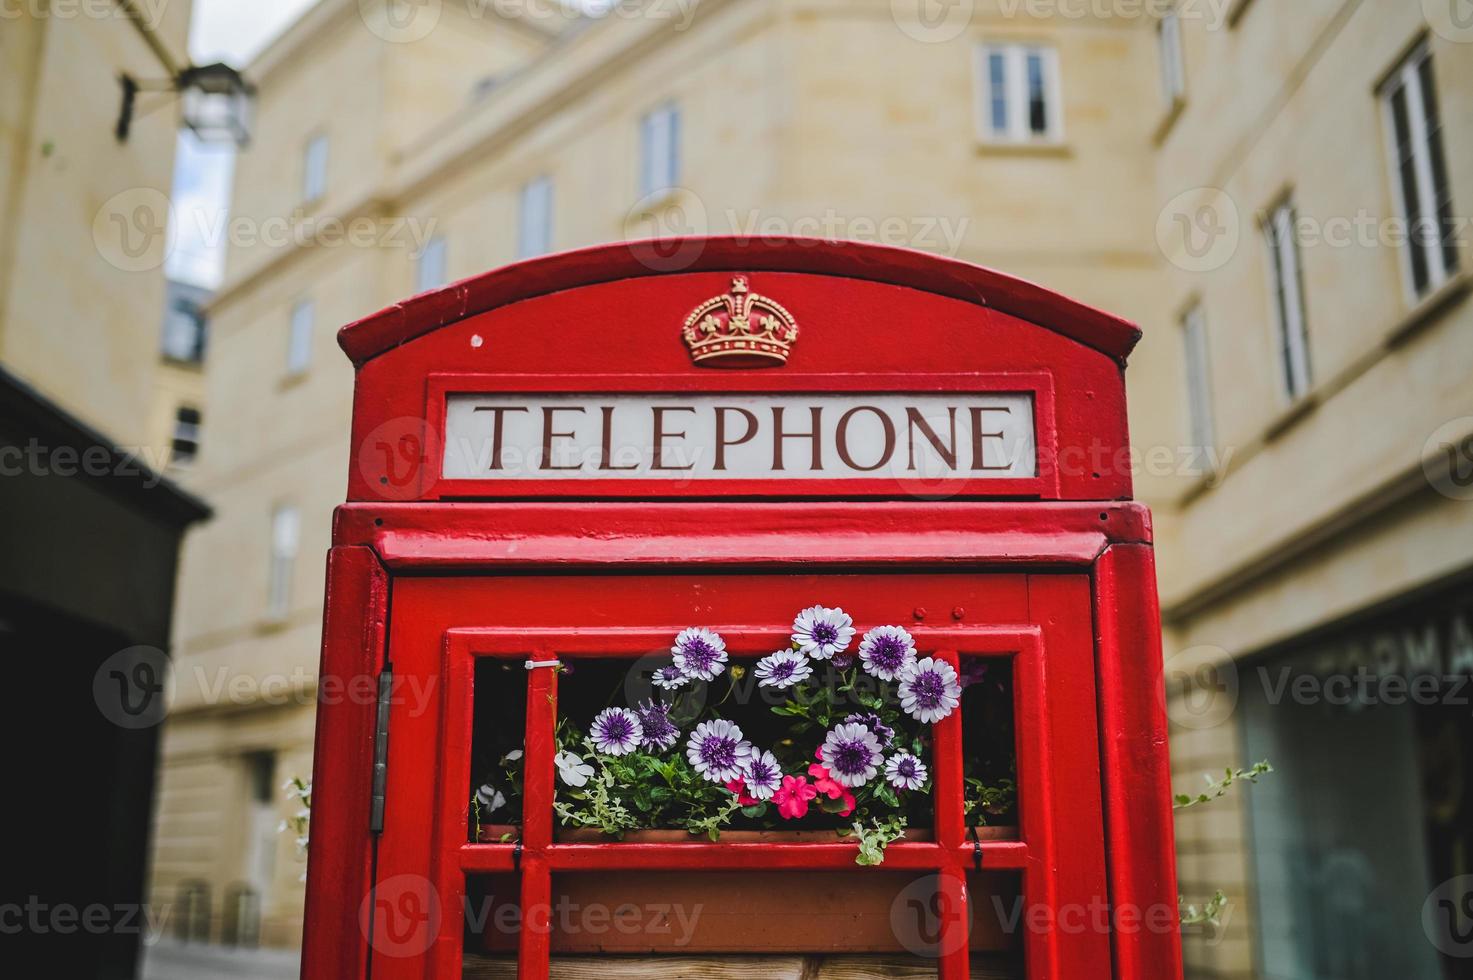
959 657 1018 836
468 659 530 837
1025 52 1048 135
988 51 1009 136
1416 54 1459 277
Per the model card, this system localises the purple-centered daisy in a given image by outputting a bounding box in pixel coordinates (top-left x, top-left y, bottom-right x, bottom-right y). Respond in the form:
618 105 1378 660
898 657 962 724
754 649 812 689
686 719 755 783
651 664 690 691
672 627 728 682
858 625 917 681
635 699 680 751
843 711 895 748
831 652 857 671
589 707 642 756
885 751 928 791
792 605 856 661
820 722 884 788
742 750 784 801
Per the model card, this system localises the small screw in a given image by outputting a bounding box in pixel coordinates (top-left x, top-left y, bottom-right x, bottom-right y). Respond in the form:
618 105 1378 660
913 607 927 621
951 607 965 621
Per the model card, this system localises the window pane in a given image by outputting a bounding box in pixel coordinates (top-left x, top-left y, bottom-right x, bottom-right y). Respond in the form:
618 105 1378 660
639 104 680 197
1159 11 1184 102
303 134 328 203
417 236 448 292
268 506 299 618
1026 52 1048 135
1416 54 1459 278
988 51 1008 135
1389 83 1431 296
1267 205 1310 398
1182 306 1213 463
288 300 314 374
518 176 554 259
172 405 202 464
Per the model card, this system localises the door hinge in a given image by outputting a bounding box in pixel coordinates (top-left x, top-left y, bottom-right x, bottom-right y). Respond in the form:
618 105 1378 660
370 663 393 835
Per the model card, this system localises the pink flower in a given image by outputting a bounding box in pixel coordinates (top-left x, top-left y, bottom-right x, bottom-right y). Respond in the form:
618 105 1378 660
772 775 818 819
725 778 760 807
808 762 857 817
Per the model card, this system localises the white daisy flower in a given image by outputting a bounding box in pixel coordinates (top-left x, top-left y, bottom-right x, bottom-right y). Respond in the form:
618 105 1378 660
753 649 812 689
685 719 755 783
672 627 728 681
742 750 784 800
820 722 884 788
858 625 917 681
898 657 962 724
589 707 643 756
885 752 928 791
791 605 856 661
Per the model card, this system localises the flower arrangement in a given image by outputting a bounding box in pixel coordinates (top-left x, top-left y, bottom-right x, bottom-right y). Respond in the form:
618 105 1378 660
528 605 977 865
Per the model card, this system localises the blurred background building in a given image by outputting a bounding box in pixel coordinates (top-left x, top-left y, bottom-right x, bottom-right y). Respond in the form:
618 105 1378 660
0 3 212 978
8 0 1455 977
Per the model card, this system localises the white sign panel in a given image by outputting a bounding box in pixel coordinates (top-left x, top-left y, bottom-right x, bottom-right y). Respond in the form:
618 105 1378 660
442 393 1035 481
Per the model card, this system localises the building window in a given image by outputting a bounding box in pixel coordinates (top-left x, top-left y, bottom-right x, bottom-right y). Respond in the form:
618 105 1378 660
287 299 314 376
975 44 1062 144
1158 8 1186 105
1380 41 1459 301
417 236 448 292
518 175 554 259
638 102 681 197
303 133 329 203
267 505 299 620
1180 304 1214 467
161 297 207 364
1265 201 1311 400
171 405 202 465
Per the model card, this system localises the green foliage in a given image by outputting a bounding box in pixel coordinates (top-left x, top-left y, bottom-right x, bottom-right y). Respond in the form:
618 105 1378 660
1179 891 1228 927
554 738 745 841
848 814 909 866
964 774 1016 827
1173 761 1274 810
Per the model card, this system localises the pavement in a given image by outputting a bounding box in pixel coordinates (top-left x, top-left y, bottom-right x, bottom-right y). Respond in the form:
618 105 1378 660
140 939 300 980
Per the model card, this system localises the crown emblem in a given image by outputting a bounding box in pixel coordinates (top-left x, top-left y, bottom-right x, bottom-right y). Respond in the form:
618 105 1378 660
682 276 798 367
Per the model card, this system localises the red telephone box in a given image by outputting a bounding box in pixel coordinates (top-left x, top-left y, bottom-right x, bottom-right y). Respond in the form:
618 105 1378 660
303 238 1182 980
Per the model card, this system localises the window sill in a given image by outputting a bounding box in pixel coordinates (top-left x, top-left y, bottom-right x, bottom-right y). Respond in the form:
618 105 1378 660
1385 268 1471 348
974 140 1072 159
278 370 310 391
1227 0 1256 28
1176 466 1224 507
1262 390 1322 444
1152 96 1186 146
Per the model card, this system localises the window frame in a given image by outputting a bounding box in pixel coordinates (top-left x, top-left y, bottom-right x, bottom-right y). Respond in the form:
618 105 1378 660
287 298 315 376
1264 200 1312 402
518 174 555 259
1378 39 1460 303
638 101 682 198
974 43 1065 146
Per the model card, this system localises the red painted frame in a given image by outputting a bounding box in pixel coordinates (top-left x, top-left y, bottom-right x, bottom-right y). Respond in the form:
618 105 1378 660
432 627 1048 979
306 237 1183 980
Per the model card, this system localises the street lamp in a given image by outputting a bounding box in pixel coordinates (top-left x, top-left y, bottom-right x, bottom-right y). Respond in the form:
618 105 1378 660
116 62 256 149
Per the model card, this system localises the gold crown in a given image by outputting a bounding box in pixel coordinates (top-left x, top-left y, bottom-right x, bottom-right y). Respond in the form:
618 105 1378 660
682 276 798 367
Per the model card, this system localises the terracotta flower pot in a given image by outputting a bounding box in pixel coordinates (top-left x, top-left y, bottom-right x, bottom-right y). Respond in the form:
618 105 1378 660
472 825 1020 955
